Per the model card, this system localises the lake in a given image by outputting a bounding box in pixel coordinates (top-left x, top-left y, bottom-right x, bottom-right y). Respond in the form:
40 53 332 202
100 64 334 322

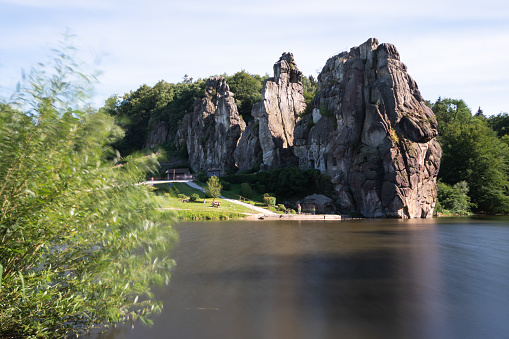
94 217 509 339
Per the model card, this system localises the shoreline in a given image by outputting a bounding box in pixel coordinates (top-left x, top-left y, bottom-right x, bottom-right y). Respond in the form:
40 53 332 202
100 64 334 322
246 213 342 220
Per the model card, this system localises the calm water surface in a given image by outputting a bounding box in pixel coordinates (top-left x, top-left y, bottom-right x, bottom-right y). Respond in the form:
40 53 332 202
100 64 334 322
94 217 509 339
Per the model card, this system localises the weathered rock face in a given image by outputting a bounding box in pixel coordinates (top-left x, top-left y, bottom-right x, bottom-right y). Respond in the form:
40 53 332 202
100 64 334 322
232 121 262 171
294 38 441 218
300 194 336 214
235 53 306 170
175 77 246 173
144 121 173 149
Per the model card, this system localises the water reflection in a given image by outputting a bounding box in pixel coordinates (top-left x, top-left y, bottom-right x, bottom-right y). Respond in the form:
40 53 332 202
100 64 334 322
93 218 509 339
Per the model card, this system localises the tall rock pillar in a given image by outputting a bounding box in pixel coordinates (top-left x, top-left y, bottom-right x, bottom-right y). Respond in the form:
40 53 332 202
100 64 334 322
294 38 442 218
235 53 306 170
175 77 246 173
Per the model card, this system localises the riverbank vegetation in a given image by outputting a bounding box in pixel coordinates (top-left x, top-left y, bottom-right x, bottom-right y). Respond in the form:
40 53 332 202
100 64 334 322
432 99 509 215
0 41 177 337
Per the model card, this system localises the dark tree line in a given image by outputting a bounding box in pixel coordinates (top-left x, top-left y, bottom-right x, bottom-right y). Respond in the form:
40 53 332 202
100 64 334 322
104 71 318 158
101 79 206 156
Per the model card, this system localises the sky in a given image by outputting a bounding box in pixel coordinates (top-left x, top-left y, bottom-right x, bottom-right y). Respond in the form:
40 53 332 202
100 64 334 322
1 0 508 115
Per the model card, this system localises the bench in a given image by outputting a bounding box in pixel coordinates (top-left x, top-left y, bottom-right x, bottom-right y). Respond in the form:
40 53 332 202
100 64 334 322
211 201 221 208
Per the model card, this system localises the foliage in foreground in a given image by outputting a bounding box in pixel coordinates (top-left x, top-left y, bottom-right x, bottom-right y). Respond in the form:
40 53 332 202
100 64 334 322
0 41 177 338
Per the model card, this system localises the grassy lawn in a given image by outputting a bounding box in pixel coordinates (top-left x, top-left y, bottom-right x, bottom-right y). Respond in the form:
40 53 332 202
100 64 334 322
152 182 257 220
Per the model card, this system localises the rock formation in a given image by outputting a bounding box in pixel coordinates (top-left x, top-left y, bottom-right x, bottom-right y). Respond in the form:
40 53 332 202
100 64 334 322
144 121 172 149
300 194 336 214
232 121 263 171
294 38 441 218
234 53 306 170
147 39 441 218
175 76 246 173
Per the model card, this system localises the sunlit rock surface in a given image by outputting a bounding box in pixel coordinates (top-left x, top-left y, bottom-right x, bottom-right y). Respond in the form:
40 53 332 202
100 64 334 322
176 77 245 173
294 38 441 218
235 53 306 170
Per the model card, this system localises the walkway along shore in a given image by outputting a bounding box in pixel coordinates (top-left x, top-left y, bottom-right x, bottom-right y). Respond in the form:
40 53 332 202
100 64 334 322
251 214 342 220
183 182 342 220
146 180 343 220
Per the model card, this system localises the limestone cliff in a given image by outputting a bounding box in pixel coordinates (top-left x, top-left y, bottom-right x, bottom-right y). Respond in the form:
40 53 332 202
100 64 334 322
294 38 441 218
235 53 306 170
175 77 245 173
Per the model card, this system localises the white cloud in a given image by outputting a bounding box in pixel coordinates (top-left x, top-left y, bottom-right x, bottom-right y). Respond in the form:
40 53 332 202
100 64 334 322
1 0 508 114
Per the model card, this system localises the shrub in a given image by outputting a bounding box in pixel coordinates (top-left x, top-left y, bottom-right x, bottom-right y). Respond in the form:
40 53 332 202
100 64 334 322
319 102 332 117
225 169 237 176
220 180 231 191
436 181 474 215
176 210 247 220
257 183 266 193
277 204 286 212
197 172 208 183
240 182 253 198
264 196 276 206
221 173 256 184
178 193 188 200
190 193 200 202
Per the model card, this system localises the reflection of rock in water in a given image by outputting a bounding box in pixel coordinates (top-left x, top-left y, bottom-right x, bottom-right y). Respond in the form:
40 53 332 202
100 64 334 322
94 220 450 339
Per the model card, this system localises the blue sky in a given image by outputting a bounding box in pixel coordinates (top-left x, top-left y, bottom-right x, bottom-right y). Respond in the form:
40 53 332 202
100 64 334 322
1 0 508 115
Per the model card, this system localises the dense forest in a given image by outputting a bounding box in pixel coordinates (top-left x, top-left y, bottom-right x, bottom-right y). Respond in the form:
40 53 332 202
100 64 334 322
104 74 509 216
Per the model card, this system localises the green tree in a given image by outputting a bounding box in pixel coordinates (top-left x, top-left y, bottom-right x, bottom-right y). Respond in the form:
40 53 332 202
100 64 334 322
487 112 509 137
432 98 472 135
205 176 222 202
432 98 509 213
302 75 317 97
436 181 473 215
301 75 317 116
0 40 176 337
105 79 205 156
226 70 266 123
240 182 253 198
